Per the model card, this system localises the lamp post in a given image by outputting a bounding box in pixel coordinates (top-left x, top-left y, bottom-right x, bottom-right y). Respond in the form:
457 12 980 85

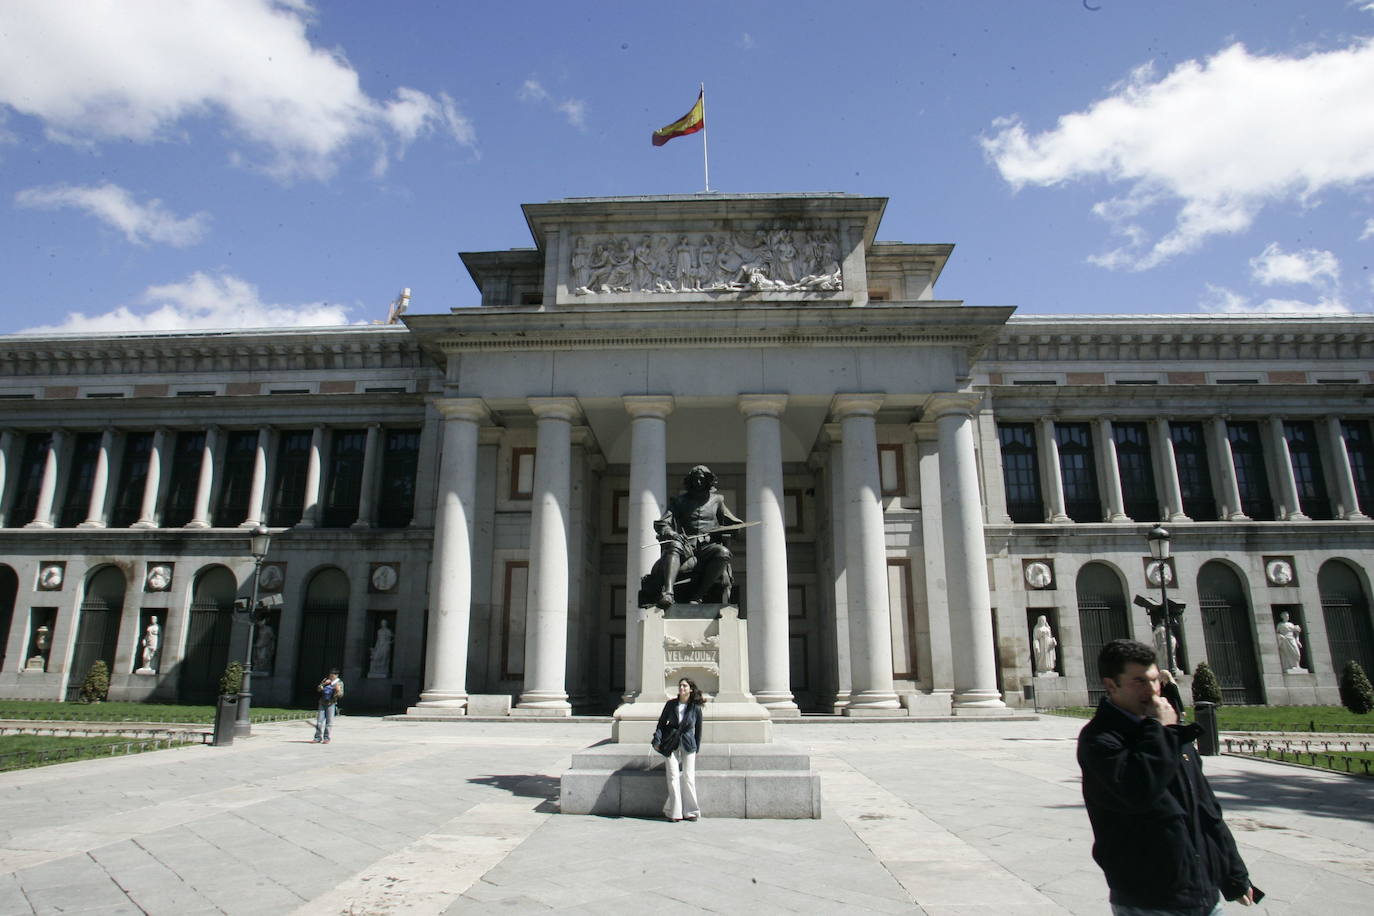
234 525 272 737
1146 523 1178 674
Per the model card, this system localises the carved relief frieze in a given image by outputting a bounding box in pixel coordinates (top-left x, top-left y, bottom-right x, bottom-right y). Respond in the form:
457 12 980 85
570 224 842 296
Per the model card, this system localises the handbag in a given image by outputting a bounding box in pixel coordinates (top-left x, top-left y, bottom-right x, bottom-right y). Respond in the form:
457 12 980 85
651 724 680 757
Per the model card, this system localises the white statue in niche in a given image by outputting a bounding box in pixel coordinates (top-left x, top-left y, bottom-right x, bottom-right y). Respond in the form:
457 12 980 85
145 564 171 592
1275 611 1306 673
253 622 276 673
136 617 160 673
368 619 394 678
1152 622 1179 670
1032 615 1058 676
26 625 51 670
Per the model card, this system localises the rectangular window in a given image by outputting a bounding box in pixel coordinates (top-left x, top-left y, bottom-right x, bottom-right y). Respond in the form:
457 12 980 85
110 432 153 527
509 447 535 499
161 430 207 527
998 423 1042 523
1113 422 1158 522
215 430 260 526
321 428 367 528
1283 421 1332 519
887 558 916 679
1227 421 1274 520
1341 420 1374 515
877 444 905 496
1169 423 1218 521
501 560 529 680
269 430 312 527
9 432 53 525
1056 422 1102 522
377 427 420 528
58 432 103 528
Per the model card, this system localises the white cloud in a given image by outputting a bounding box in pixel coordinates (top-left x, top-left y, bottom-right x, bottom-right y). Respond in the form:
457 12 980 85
1361 218 1374 240
518 76 587 130
738 33 756 50
0 0 475 180
17 271 355 334
1199 283 1354 316
1249 242 1340 288
983 40 1374 269
14 183 208 247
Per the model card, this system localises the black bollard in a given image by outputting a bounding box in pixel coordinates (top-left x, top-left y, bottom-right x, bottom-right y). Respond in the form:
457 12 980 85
212 694 239 747
1195 701 1220 756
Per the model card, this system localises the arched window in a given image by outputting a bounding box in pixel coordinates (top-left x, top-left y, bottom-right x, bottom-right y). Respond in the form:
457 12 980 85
1197 562 1263 704
1076 563 1130 703
1318 560 1374 679
295 568 349 704
180 566 238 703
68 566 126 701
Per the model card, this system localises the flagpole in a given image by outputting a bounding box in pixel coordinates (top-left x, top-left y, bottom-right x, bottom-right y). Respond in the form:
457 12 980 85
700 82 710 192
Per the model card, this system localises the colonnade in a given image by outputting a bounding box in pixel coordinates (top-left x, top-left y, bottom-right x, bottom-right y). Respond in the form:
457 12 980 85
1026 416 1369 524
417 392 1005 717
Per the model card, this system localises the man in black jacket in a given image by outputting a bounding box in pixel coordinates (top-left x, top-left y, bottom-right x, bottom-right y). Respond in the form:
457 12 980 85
1078 639 1256 914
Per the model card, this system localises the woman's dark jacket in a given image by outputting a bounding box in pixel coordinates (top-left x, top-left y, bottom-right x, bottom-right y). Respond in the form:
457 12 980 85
1077 698 1250 909
656 699 703 753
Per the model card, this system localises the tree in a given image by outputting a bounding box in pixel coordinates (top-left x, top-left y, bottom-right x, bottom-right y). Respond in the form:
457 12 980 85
220 661 244 697
1339 661 1374 715
80 660 110 704
1191 661 1222 706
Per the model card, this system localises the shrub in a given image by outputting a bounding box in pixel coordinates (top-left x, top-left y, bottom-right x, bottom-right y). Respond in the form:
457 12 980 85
220 661 244 697
1191 661 1222 706
79 660 110 704
1339 661 1374 715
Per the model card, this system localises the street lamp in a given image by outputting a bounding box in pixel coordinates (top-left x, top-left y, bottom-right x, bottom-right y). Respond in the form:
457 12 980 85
1146 523 1179 674
234 525 272 737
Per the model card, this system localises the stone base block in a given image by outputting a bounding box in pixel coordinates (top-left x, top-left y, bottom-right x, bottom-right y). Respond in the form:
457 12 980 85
953 705 1013 717
405 704 467 717
843 706 906 718
613 699 773 744
900 692 953 716
466 694 512 716
560 743 821 819
510 705 572 717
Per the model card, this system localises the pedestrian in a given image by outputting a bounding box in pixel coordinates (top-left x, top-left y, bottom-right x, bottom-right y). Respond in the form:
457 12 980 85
656 677 704 822
1079 639 1259 914
314 668 344 744
1159 667 1184 719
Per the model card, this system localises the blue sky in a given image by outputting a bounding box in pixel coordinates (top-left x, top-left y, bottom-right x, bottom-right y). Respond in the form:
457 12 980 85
2 0 1372 335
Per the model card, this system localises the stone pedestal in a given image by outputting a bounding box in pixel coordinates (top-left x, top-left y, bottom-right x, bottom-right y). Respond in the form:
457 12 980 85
611 604 772 745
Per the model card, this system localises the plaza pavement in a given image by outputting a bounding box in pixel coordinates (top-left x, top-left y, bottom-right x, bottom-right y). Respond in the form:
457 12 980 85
0 712 1371 915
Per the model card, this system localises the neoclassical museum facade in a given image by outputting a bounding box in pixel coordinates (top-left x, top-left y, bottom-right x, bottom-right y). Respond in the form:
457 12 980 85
1 192 1372 714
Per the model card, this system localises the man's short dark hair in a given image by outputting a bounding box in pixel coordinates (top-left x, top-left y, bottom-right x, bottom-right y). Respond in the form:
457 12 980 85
1098 639 1156 681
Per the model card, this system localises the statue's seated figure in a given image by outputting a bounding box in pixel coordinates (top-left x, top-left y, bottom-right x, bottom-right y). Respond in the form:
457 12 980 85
638 465 744 608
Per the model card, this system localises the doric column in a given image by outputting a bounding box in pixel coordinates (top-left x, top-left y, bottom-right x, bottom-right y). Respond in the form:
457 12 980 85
351 423 383 529
739 394 798 715
1208 418 1248 520
1095 418 1130 522
931 395 1006 713
243 427 270 528
621 396 673 702
821 429 853 709
1152 418 1189 522
132 428 167 529
1324 416 1367 520
516 397 579 715
25 430 67 528
296 425 326 528
186 425 219 528
416 398 489 710
832 394 900 712
79 428 116 528
1266 416 1307 520
1037 417 1070 522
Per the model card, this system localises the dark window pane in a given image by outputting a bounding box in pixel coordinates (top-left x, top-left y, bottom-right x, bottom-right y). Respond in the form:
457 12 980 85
378 428 420 528
1227 421 1273 520
1342 420 1374 515
215 431 260 526
1170 422 1218 521
999 423 1042 523
1056 422 1102 522
1283 421 1332 519
9 432 53 525
1113 422 1159 522
322 428 367 528
161 431 206 527
110 432 153 527
58 433 102 528
269 430 313 527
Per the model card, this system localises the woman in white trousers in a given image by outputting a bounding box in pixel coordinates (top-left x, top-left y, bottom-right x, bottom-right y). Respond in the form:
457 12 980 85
656 678 704 821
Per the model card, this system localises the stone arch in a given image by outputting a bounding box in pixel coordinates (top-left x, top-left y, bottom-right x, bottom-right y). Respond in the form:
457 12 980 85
178 565 238 703
0 564 16 672
1196 561 1263 704
1075 561 1131 702
295 566 350 703
1318 559 1374 680
67 565 127 701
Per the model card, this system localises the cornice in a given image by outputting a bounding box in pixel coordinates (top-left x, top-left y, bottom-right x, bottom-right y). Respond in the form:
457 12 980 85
986 319 1374 363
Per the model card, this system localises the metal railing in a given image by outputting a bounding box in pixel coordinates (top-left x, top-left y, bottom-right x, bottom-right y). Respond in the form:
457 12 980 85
1223 737 1374 777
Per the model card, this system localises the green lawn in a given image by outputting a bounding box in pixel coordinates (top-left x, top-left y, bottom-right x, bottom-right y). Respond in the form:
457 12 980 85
1044 705 1374 733
0 700 311 724
1247 747 1374 777
0 733 201 772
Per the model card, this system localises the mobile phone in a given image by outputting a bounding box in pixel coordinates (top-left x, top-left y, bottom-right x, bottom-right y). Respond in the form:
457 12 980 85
1251 886 1265 904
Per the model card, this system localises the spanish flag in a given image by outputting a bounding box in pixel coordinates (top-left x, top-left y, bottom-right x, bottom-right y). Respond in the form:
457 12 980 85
651 90 705 147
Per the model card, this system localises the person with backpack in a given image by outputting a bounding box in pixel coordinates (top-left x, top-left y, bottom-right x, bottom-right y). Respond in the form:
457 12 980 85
314 669 344 744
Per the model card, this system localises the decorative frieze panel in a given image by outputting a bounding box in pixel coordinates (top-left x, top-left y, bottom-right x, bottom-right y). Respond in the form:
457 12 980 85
571 226 842 295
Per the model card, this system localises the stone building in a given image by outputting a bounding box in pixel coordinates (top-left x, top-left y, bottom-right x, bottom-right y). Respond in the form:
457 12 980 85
1 192 1371 713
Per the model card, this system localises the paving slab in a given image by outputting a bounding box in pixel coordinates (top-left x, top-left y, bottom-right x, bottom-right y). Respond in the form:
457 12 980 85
1 714 1371 913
